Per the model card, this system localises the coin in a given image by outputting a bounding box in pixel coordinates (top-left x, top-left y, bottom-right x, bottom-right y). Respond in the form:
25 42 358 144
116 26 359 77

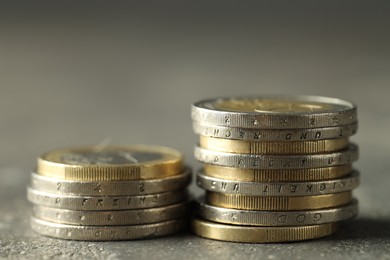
203 164 353 182
195 145 358 169
30 168 191 196
197 171 359 196
194 199 358 226
199 136 349 155
191 218 338 243
33 203 188 226
206 191 352 210
193 122 358 141
31 217 187 241
192 95 357 129
37 145 183 181
27 187 188 210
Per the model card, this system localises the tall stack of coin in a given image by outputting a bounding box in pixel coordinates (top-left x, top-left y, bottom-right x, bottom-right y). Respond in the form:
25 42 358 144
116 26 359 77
27 145 191 241
191 95 359 243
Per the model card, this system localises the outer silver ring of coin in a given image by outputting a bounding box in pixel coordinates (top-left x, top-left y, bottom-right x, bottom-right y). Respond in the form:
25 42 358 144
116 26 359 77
194 145 359 169
31 217 187 241
192 95 357 129
196 171 359 196
27 187 188 210
194 199 358 226
32 203 188 226
192 96 357 129
192 122 358 141
30 168 191 196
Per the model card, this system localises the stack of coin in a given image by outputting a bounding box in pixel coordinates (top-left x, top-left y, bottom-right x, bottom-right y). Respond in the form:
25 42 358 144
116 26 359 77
27 145 191 241
191 95 359 243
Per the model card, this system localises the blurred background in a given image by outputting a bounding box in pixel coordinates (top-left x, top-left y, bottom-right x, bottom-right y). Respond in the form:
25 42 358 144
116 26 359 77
0 1 389 258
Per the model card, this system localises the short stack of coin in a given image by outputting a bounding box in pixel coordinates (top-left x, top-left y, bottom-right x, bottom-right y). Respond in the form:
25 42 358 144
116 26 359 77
27 145 191 241
191 95 360 243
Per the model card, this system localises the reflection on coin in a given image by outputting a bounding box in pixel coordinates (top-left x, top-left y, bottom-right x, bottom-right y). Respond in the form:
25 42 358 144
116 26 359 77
31 217 187 241
197 171 359 196
195 199 358 226
192 95 357 129
206 191 352 210
30 168 191 196
37 145 183 181
203 164 353 182
191 218 338 243
33 203 188 226
27 187 188 210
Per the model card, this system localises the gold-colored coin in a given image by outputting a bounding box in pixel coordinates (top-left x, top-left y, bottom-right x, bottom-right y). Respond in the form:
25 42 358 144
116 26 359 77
199 136 349 155
203 164 353 182
37 145 183 181
206 191 352 211
191 218 338 243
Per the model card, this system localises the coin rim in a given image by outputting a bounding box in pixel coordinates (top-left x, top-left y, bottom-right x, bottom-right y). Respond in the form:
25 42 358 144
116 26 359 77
206 191 353 210
196 171 359 196
37 144 184 180
191 217 338 243
194 199 358 226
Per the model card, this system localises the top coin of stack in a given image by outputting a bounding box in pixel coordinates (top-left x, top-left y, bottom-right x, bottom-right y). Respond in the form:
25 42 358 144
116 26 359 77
27 145 191 241
191 95 359 243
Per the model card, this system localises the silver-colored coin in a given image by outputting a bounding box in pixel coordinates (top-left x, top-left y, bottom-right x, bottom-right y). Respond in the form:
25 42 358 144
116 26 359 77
30 168 191 196
32 203 188 226
193 122 358 141
196 171 359 196
27 187 188 210
194 199 358 226
31 217 187 241
192 95 357 129
194 145 358 169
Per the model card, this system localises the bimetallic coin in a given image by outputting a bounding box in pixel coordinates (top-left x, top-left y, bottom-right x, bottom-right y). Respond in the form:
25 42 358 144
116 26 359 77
27 187 188 210
197 171 359 196
31 217 187 241
195 199 358 226
37 145 183 181
33 203 188 226
192 96 357 129
193 123 358 141
195 145 358 169
199 136 349 155
206 191 352 210
191 218 338 243
203 164 353 182
30 168 191 196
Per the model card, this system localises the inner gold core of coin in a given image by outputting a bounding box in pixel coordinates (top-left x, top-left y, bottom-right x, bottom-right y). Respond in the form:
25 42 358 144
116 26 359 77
215 99 333 113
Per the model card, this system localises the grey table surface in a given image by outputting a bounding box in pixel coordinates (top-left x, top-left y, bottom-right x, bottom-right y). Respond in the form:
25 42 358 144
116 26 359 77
1 1 390 259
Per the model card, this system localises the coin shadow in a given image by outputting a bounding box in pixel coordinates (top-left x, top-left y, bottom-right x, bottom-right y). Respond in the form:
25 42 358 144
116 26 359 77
325 217 390 241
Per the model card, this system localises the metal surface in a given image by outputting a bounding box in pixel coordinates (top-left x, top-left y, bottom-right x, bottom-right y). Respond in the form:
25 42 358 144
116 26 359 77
197 171 359 196
31 217 187 241
192 96 357 129
195 145 358 169
206 192 353 211
37 145 183 181
194 199 358 226
1 1 390 259
32 203 188 226
193 123 358 141
30 169 191 196
203 164 353 182
27 187 188 210
199 135 350 154
191 218 338 243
